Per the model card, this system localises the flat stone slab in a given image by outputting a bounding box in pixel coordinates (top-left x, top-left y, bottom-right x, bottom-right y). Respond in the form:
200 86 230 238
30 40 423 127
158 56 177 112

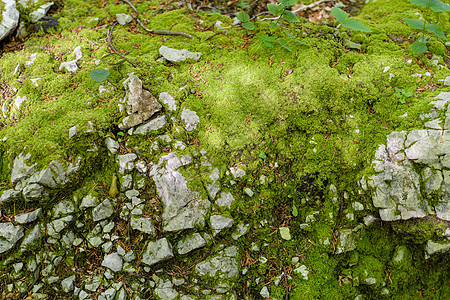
194 246 239 280
0 222 24 254
102 252 123 272
141 238 174 266
176 232 206 255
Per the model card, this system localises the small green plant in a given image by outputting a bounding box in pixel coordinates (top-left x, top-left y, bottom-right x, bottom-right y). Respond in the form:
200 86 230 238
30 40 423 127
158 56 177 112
89 69 110 82
292 203 298 217
330 7 372 32
105 131 125 143
395 88 413 103
403 0 450 54
116 131 125 143
237 0 305 52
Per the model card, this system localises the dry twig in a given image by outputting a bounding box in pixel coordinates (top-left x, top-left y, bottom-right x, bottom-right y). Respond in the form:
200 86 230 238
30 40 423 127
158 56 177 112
123 0 194 39
107 22 138 68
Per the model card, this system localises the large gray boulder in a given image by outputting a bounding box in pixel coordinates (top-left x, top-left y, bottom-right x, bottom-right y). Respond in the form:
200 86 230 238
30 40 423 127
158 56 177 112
364 93 450 255
367 123 449 222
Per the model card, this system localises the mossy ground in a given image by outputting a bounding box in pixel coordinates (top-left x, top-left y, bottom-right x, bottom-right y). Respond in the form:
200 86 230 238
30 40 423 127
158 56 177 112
0 0 449 299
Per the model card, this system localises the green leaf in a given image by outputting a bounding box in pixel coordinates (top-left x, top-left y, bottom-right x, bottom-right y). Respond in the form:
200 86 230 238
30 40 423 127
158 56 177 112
341 19 372 32
403 18 425 30
117 132 125 136
409 0 431 7
425 23 447 39
292 204 298 217
344 39 361 49
237 11 250 23
259 152 267 159
283 30 307 45
89 69 110 82
278 39 292 51
258 34 276 42
239 1 249 9
275 4 285 15
331 7 348 23
267 3 279 15
264 41 274 48
404 92 413 97
269 23 279 32
242 22 255 30
411 41 427 54
281 0 295 6
429 0 450 12
282 10 300 23
409 0 450 12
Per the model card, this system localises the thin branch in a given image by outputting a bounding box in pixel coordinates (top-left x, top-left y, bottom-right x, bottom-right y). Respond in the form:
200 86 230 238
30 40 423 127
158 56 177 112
123 0 138 15
107 22 138 68
134 16 194 39
123 0 194 39
292 0 332 14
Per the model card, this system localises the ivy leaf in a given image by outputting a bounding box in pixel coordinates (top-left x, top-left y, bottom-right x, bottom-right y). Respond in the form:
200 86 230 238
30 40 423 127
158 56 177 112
89 69 110 82
281 0 295 6
411 41 427 54
242 22 255 30
341 19 372 32
331 7 348 23
292 204 298 217
403 18 425 30
267 3 279 15
237 11 250 23
282 10 300 22
425 23 447 39
409 0 450 12
278 39 292 51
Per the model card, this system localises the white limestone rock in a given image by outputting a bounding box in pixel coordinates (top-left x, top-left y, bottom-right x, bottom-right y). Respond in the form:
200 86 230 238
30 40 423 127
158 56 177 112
102 252 123 272
210 215 234 236
0 0 19 42
181 109 199 131
14 208 41 224
176 232 206 255
0 222 24 254
159 92 177 111
159 46 201 63
141 238 174 266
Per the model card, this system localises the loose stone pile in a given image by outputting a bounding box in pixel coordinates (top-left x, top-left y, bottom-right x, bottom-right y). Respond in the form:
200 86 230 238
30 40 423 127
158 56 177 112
0 73 247 299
